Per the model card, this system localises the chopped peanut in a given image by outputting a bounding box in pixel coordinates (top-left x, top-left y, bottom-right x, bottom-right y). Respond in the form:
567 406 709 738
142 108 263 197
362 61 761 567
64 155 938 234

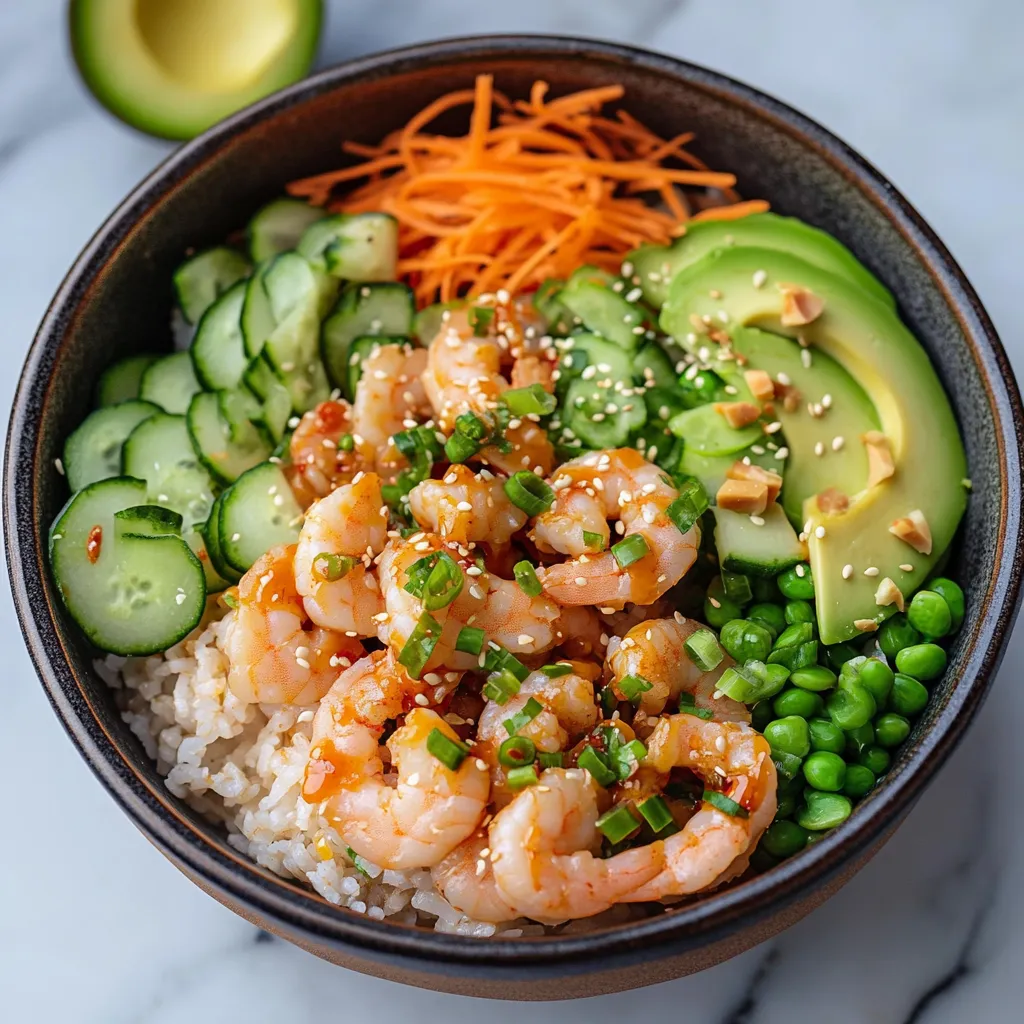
889 509 933 555
715 401 761 429
779 283 825 326
744 369 775 402
816 487 850 515
862 430 895 487
716 479 769 515
874 576 905 612
775 382 802 413
727 461 782 503
853 618 879 632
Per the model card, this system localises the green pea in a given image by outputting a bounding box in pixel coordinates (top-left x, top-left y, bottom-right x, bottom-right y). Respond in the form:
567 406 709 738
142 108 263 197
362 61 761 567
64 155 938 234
858 658 894 708
719 619 774 664
790 665 837 692
844 722 875 757
838 655 867 687
802 751 847 792
751 699 776 731
748 602 786 639
874 713 911 748
751 576 782 603
907 590 952 639
842 764 877 798
784 599 815 625
890 673 929 717
778 563 815 600
808 717 846 754
761 820 809 858
767 623 819 670
704 576 744 629
774 776 805 820
895 643 947 681
772 687 824 719
772 749 804 781
859 746 891 775
764 716 811 758
929 577 964 631
878 614 921 659
826 682 876 730
825 642 862 671
797 791 852 831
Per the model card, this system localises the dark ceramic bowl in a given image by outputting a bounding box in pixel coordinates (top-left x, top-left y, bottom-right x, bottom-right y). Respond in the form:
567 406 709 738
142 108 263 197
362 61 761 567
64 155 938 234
6 35 1023 999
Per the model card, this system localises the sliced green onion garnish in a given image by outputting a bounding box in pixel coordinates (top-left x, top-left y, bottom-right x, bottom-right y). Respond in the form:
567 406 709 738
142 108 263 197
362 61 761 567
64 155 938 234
611 534 650 569
455 411 488 441
503 697 544 736
684 628 724 672
595 803 642 844
469 306 495 337
720 570 752 604
403 553 439 598
221 591 238 609
772 751 804 780
421 552 464 611
582 529 605 550
617 674 653 702
503 383 557 417
617 739 647 776
455 625 485 656
338 433 355 452
504 471 555 516
577 745 617 787
598 686 618 715
498 735 536 767
445 431 481 464
637 794 676 834
678 692 714 720
506 764 539 789
666 478 709 535
426 727 471 771
703 789 749 819
313 552 356 582
537 751 564 769
513 559 542 597
394 426 443 461
482 668 522 705
716 661 789 703
540 663 572 678
483 646 530 681
397 611 442 679
345 845 372 878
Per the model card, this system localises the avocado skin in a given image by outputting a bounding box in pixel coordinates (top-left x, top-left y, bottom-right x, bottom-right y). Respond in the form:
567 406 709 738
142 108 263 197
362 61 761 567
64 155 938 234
662 244 966 644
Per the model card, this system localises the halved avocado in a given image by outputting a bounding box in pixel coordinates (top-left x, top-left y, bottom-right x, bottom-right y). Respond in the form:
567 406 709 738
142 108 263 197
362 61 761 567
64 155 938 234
662 247 967 644
70 0 323 140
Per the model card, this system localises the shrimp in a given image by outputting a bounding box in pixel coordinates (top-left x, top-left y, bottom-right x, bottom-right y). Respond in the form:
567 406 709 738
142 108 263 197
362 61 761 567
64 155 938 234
554 605 607 660
306 658 490 868
432 832 520 924
285 399 373 508
606 616 750 722
622 715 777 901
224 545 363 705
534 448 700 610
351 342 432 458
407 464 527 546
488 768 664 922
294 472 388 635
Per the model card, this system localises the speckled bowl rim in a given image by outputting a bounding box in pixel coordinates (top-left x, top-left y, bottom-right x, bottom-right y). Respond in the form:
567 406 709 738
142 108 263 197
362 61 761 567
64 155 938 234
6 35 1023 978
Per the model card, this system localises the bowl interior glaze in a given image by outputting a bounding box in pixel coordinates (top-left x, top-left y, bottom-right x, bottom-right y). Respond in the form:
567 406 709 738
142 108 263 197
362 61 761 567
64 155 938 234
6 36 1022 990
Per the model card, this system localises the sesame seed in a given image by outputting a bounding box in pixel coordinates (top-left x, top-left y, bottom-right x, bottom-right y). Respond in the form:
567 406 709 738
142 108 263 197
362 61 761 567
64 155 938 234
295 657 311 669
517 634 534 646
814 442 825 456
831 436 845 451
863 566 880 577
752 269 767 288
776 372 791 386
814 526 826 539
749 515 765 526
801 349 812 369
708 596 721 609
795 564 806 577
764 421 783 434
54 458 64 475
842 564 854 579
414 694 429 706
899 563 915 572
456 501 473 512
575 576 588 587
714 736 727 753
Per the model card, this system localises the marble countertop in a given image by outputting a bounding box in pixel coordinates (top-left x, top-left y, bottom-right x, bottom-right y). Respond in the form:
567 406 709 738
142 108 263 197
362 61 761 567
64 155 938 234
2 0 1022 1020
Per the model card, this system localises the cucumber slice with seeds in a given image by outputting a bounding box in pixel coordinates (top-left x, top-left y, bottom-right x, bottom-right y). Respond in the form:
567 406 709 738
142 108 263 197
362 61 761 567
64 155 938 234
96 355 157 407
563 377 646 449
186 391 271 485
297 212 399 281
218 462 303 574
49 477 205 655
139 352 202 414
191 280 248 391
63 399 160 492
247 198 324 262
173 246 251 324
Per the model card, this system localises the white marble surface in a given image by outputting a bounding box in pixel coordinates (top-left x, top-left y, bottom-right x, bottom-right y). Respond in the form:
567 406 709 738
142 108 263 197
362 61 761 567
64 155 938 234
2 0 1022 1020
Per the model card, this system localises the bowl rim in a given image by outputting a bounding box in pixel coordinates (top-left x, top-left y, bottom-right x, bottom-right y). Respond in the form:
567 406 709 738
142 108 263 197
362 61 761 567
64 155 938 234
6 33 1023 975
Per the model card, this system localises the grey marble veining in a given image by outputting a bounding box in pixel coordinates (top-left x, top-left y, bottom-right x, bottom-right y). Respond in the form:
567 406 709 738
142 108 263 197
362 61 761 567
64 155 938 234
2 1 1022 1021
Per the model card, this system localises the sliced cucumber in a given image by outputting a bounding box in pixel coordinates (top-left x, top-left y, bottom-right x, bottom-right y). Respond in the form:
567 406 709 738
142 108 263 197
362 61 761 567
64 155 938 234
49 477 206 655
63 400 160 492
242 355 293 443
533 278 573 335
173 246 251 324
680 444 785 497
563 377 647 449
96 355 157 407
669 403 762 456
297 212 399 281
184 528 232 593
218 462 303 574
345 335 408 401
122 412 216 531
414 300 464 344
557 278 644 351
113 504 183 537
632 341 677 388
713 503 805 577
321 283 415 390
191 280 248 391
187 391 271 485
202 495 241 585
568 333 634 382
139 352 202 415
247 198 324 262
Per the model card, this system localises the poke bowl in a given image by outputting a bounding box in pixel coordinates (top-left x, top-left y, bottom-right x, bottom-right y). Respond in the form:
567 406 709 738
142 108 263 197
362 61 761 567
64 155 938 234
5 35 1023 999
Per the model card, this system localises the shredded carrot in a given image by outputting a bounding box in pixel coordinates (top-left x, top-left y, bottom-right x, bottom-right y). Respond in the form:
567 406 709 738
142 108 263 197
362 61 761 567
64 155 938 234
288 76 766 304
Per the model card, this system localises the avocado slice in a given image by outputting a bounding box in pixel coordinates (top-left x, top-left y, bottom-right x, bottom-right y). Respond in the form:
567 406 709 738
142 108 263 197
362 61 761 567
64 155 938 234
70 0 323 141
629 213 895 311
662 246 967 643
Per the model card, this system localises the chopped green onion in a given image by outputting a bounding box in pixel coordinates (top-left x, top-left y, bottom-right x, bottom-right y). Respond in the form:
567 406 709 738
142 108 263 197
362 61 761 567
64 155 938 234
445 431 481 464
537 751 564 769
617 674 653 702
513 560 542 597
421 552 464 611
313 552 356 582
582 529 605 550
772 750 804 780
666 478 709 535
482 668 522 705
716 661 789 703
426 727 471 771
721 570 753 604
483 646 530 681
592 726 646 782
498 735 536 767
338 433 355 452
345 845 372 878
703 789 749 818
595 803 642 844
506 764 539 789
503 383 557 417
397 611 442 678
503 697 544 736
637 795 676 834
469 306 495 336
455 626 485 656
455 411 488 441
678 692 714 720
577 745 617 787
611 534 650 569
393 426 442 461
598 686 618 715
221 592 238 609
403 553 439 598
684 628 725 671
617 739 647 776
503 471 555 516
540 663 573 678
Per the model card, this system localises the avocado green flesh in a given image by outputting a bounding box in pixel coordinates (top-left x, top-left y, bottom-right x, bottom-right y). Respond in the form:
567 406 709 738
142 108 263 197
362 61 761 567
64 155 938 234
662 246 967 644
70 0 323 140
628 213 895 311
